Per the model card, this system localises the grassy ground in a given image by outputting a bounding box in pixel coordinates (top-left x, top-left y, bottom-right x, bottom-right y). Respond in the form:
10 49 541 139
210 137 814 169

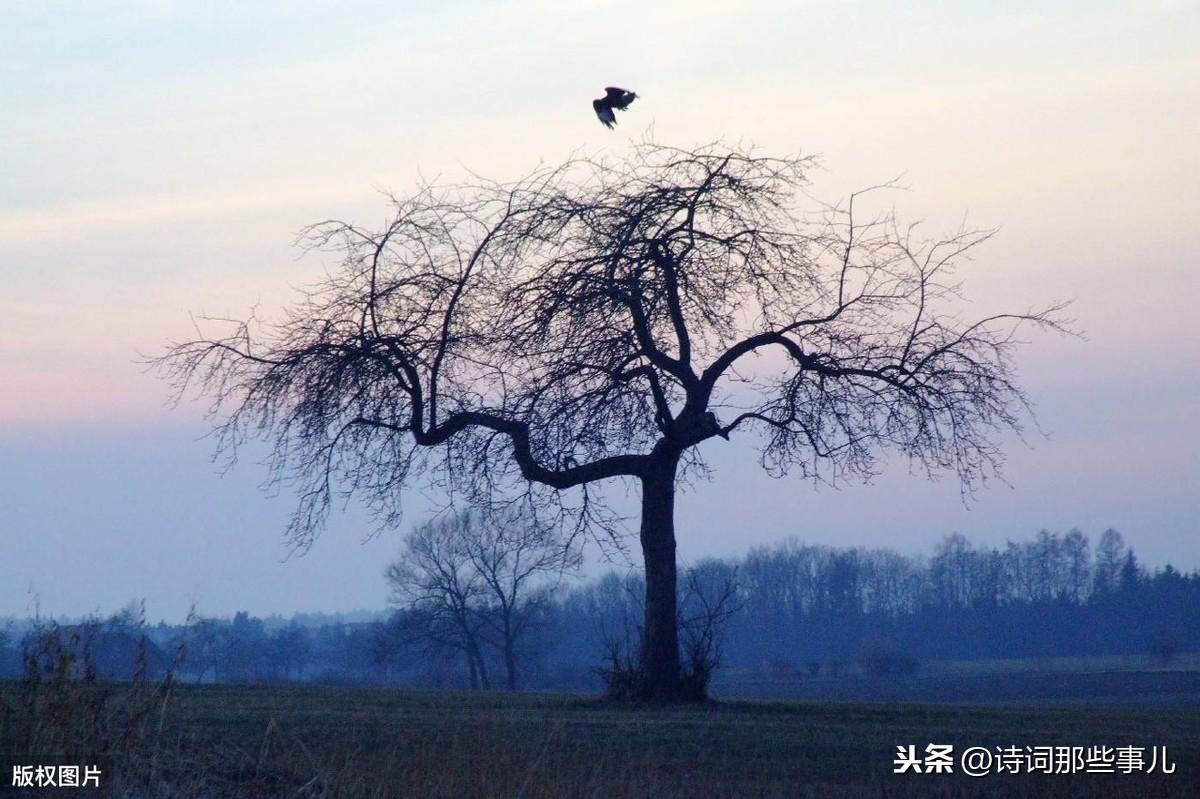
711 653 1200 707
711 668 1200 707
925 653 1200 675
3 681 1199 797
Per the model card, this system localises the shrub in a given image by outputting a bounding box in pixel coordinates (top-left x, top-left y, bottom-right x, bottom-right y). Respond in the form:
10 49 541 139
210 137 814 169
1150 634 1180 666
860 639 919 678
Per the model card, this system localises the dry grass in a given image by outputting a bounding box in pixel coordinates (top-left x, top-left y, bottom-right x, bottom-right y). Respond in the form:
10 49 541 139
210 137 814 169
1 626 1197 797
3 675 1199 797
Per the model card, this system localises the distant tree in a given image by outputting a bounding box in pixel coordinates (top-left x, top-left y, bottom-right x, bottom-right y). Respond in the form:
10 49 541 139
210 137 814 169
220 611 268 683
860 549 924 616
268 623 311 681
676 561 741 697
159 142 1067 700
820 551 863 617
385 516 491 689
386 510 578 689
1060 528 1091 603
180 616 222 684
930 533 975 608
971 547 1007 608
1093 528 1126 595
1005 534 1062 603
1118 551 1142 594
459 508 581 689
309 624 361 683
584 571 647 672
1031 530 1064 601
0 628 15 677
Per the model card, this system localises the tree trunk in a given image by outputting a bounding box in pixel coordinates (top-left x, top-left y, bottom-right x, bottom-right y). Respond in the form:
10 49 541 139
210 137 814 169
638 455 682 701
471 638 490 689
503 615 518 690
465 647 479 689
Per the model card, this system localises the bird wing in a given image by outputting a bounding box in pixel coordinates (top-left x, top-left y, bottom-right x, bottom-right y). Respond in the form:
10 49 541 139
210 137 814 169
604 87 629 101
593 100 617 128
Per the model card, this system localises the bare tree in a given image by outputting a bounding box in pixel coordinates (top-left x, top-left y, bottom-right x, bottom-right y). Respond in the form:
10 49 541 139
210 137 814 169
461 508 581 690
386 510 577 690
1093 528 1127 596
1061 528 1091 604
385 516 491 689
159 141 1067 701
179 615 222 684
268 623 311 682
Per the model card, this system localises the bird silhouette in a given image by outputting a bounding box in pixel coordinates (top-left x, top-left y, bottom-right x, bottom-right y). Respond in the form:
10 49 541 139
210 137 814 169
593 86 637 129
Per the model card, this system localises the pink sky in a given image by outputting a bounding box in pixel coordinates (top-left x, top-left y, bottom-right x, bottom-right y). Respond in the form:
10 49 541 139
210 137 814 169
2 0 1196 619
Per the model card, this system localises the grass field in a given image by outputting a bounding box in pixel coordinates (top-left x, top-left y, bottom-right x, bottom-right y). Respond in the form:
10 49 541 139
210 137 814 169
709 653 1200 708
711 668 1200 707
3 680 1199 797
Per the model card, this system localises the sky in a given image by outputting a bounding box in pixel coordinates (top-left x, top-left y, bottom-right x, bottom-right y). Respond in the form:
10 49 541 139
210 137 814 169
2 0 1197 621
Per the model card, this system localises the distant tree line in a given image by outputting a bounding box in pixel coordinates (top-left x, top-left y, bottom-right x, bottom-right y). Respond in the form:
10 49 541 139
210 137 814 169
722 528 1195 672
1 529 1195 689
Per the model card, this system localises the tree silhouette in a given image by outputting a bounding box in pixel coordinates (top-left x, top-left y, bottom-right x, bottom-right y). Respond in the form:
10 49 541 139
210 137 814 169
159 141 1067 701
386 508 579 690
385 515 493 689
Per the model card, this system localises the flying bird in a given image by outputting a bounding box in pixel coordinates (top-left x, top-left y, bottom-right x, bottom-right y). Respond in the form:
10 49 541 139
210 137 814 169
593 86 638 129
